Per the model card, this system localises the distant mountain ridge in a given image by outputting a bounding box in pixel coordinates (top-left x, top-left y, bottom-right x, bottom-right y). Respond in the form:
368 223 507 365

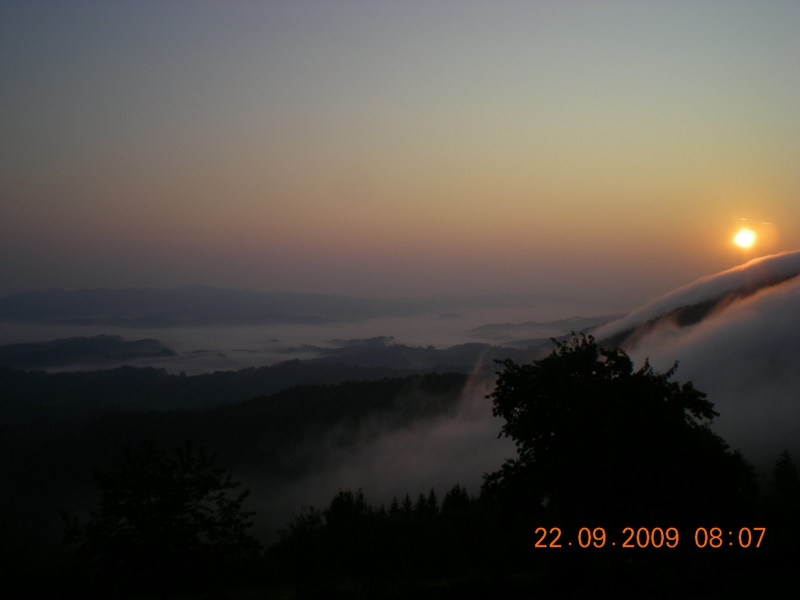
0 287 407 326
0 335 174 368
467 315 621 346
0 286 561 326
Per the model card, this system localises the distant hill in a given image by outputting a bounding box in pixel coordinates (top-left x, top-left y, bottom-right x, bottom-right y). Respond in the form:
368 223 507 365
0 360 422 436
76 371 470 477
0 333 542 436
291 336 538 371
0 335 174 369
467 314 620 344
0 286 561 327
0 287 409 326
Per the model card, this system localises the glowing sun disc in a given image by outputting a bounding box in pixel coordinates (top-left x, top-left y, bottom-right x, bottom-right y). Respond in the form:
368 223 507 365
734 228 756 248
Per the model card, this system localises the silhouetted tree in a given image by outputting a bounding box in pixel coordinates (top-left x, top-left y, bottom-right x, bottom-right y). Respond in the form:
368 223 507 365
63 440 260 594
324 489 370 537
389 496 400 516
773 450 800 503
415 492 428 514
768 450 800 561
274 485 505 588
483 333 757 527
427 488 439 515
272 505 325 583
442 484 470 513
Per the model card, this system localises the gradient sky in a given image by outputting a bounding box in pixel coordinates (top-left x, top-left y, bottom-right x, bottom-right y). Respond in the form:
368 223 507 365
2 1 798 307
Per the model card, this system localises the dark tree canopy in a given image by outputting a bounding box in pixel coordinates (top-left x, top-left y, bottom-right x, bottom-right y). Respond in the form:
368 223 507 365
773 450 800 502
483 334 756 527
63 440 260 592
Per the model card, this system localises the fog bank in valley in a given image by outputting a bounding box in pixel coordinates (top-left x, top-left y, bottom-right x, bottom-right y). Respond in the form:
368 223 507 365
247 367 515 541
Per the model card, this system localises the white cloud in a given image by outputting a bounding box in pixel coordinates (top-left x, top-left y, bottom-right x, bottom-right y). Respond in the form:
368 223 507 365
595 251 800 468
594 250 800 340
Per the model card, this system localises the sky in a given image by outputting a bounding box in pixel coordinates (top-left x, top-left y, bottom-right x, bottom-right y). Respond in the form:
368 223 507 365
2 1 799 306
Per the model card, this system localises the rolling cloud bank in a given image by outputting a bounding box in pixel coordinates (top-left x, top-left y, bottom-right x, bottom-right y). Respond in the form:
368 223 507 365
596 250 800 467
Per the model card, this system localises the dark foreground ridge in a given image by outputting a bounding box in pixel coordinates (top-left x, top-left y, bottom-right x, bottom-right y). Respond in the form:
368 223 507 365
3 337 799 598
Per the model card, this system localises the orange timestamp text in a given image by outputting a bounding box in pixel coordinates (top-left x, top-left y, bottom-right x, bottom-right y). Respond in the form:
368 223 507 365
535 526 766 549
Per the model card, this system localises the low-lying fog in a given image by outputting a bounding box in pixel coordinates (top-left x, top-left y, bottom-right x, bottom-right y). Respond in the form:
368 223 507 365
5 257 800 545
246 369 516 542
1 299 619 374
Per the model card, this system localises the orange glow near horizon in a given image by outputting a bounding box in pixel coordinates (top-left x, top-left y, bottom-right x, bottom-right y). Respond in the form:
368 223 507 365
1 3 798 299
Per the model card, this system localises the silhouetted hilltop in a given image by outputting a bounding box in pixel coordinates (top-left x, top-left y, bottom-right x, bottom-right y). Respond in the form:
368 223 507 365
0 360 426 436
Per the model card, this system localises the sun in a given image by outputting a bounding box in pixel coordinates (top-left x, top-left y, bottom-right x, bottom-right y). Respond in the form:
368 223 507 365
734 228 756 249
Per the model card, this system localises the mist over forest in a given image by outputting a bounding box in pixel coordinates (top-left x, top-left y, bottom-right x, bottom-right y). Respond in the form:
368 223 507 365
3 1 799 595
2 252 800 597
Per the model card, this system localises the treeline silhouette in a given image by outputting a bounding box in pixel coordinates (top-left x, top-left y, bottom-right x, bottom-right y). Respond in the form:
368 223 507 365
269 451 800 600
266 337 800 598
4 337 800 598
18 447 800 599
271 486 510 598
